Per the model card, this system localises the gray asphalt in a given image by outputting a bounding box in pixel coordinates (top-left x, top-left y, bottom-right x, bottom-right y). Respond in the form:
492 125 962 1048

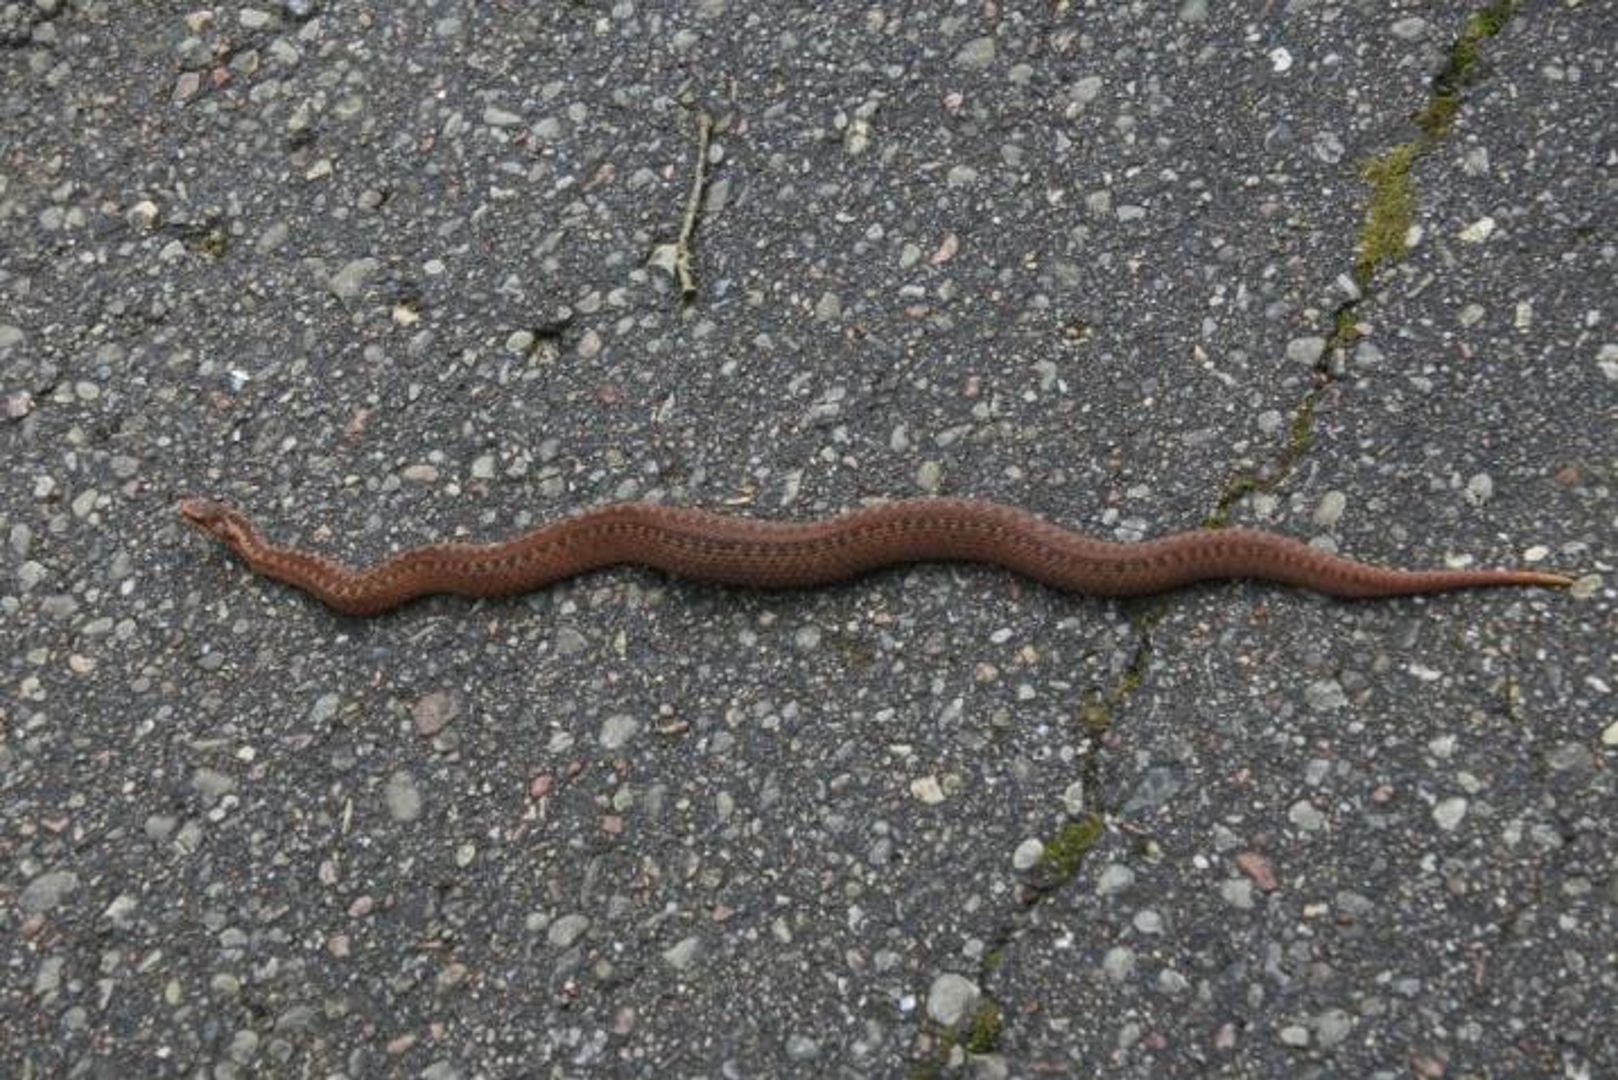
3 2 1614 1077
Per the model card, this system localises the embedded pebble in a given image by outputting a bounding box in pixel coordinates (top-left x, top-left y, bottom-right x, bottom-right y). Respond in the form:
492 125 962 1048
600 714 639 749
954 36 995 69
1012 838 1045 871
1598 343 1618 383
1061 781 1086 816
384 771 423 823
191 768 237 800
483 105 523 127
21 870 79 913
1069 75 1104 107
548 914 590 948
785 1035 820 1061
18 562 49 591
309 693 341 724
1286 336 1326 366
1304 679 1348 712
412 689 461 736
1222 878 1256 910
1313 1008 1354 1048
1095 863 1134 895
1353 340 1385 370
662 936 702 971
1312 130 1345 164
1313 491 1347 528
926 972 981 1026
1122 767 1182 814
1432 796 1468 831
1540 744 1592 767
327 257 378 298
1458 216 1497 243
35 956 66 994
1288 800 1327 832
554 627 589 656
1235 851 1280 892
1101 946 1135 981
1391 16 1433 39
174 72 202 103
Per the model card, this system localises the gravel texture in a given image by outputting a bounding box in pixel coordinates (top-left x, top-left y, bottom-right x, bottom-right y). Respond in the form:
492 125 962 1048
2 2 1614 1077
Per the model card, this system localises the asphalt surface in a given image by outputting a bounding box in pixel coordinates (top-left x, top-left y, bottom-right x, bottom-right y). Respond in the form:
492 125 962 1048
3 1 1615 1077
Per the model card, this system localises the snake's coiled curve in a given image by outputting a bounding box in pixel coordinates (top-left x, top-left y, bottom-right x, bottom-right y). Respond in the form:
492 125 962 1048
177 497 1572 616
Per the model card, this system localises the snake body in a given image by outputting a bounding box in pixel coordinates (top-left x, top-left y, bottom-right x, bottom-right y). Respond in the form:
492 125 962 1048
178 497 1571 616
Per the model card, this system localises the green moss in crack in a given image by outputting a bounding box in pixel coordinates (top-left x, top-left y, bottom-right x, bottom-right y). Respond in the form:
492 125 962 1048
1333 302 1363 344
1425 1 1520 136
1204 474 1261 529
1288 393 1317 458
1077 692 1112 734
1355 141 1418 286
1040 814 1105 881
1416 93 1461 140
1472 0 1520 36
964 1002 1005 1054
1116 633 1153 699
1451 1 1520 85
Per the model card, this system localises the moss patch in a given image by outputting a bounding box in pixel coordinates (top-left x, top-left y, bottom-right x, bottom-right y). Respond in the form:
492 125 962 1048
1204 389 1321 529
1214 5 1523 526
1329 302 1363 349
1415 93 1460 140
1077 692 1112 733
1354 141 1418 287
1448 1 1521 87
1358 1 1521 283
1287 392 1317 457
964 1002 1005 1054
1040 814 1105 881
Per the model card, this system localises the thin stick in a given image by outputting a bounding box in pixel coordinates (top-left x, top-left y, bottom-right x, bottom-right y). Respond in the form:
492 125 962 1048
672 109 713 298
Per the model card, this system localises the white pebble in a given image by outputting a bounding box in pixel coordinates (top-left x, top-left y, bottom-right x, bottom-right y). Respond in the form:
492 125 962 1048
1012 839 1045 871
1432 796 1468 831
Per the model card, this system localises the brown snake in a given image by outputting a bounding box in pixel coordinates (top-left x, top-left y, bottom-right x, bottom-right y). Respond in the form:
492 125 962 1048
178 497 1572 616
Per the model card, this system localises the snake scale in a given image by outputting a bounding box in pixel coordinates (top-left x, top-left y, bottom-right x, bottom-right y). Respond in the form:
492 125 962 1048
178 497 1572 616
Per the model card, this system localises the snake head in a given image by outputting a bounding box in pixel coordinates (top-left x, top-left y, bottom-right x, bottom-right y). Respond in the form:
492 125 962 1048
178 498 252 547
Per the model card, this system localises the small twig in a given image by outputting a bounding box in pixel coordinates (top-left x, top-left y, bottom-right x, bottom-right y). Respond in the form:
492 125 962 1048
654 108 714 300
